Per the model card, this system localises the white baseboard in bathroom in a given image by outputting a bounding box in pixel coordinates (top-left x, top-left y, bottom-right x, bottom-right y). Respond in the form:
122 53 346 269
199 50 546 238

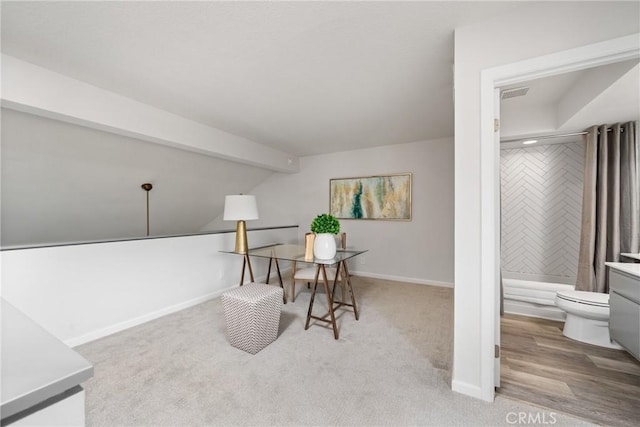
504 299 566 322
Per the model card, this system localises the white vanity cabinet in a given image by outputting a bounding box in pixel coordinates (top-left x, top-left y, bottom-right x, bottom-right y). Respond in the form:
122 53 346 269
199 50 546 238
606 263 640 361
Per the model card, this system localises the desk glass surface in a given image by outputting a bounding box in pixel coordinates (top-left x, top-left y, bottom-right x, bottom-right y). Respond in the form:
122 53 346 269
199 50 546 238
246 244 366 265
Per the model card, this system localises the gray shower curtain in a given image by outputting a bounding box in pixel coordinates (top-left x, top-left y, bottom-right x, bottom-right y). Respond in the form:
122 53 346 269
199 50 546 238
576 121 640 293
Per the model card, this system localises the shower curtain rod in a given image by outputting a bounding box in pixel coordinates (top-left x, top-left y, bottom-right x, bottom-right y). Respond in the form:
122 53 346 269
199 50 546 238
501 127 623 143
501 131 585 143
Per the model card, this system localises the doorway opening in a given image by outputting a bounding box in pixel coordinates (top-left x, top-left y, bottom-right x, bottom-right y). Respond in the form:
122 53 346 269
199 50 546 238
494 62 640 425
477 33 640 402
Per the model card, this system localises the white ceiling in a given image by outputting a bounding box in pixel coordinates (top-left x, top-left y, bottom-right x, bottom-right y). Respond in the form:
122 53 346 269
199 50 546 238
1 1 527 157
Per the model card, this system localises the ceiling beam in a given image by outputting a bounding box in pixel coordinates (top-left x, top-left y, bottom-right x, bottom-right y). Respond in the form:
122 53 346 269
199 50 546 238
1 54 299 173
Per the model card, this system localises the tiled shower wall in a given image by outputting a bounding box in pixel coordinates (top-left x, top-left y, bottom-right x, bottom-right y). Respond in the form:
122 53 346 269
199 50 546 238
501 141 584 283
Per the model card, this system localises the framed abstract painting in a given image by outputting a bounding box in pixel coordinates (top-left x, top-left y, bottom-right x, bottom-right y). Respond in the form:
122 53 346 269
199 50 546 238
329 173 412 220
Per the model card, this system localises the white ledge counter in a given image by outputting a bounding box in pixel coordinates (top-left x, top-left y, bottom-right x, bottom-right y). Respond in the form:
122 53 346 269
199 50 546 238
606 262 640 278
621 253 640 262
1 299 94 425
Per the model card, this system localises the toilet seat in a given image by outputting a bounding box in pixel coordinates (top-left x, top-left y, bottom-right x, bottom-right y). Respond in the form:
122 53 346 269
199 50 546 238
556 290 609 307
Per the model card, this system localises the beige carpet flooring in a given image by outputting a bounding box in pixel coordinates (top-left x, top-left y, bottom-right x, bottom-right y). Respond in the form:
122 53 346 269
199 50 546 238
76 276 592 426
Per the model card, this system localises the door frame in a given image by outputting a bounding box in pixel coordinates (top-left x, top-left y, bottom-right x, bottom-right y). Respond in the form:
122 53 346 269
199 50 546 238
478 33 639 399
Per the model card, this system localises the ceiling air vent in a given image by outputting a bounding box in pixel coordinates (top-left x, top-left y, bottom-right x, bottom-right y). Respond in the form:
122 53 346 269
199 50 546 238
501 86 529 100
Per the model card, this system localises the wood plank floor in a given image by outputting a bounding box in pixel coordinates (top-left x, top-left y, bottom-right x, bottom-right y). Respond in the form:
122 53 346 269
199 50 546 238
498 314 640 426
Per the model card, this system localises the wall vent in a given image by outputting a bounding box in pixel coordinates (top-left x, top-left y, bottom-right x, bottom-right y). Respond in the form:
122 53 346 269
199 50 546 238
501 86 529 100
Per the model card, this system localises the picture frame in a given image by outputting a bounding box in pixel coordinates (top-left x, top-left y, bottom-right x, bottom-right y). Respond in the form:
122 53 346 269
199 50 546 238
329 173 412 220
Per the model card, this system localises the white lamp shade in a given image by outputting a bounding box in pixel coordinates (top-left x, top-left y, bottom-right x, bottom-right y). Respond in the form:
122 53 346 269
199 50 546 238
223 195 259 221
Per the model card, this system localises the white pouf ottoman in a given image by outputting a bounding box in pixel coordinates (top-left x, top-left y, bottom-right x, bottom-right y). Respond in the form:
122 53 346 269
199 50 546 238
221 283 283 354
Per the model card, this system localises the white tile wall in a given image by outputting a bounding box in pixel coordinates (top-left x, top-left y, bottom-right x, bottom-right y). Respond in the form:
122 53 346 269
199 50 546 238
501 142 584 281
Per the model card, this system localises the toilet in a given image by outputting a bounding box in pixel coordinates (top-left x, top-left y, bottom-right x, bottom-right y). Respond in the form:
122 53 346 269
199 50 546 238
555 290 622 349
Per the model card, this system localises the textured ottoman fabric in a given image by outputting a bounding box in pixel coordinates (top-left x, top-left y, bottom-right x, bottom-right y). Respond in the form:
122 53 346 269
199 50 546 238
221 283 283 354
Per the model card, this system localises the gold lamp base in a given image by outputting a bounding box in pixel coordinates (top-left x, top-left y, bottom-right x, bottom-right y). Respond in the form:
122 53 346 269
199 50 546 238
235 220 249 254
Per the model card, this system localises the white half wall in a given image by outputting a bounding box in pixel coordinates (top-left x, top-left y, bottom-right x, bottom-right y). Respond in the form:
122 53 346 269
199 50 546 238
205 138 455 286
0 227 298 347
454 2 639 401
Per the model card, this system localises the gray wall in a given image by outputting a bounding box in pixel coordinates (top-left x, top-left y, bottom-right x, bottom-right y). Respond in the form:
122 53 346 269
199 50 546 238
2 107 455 286
1 108 273 247
231 138 455 286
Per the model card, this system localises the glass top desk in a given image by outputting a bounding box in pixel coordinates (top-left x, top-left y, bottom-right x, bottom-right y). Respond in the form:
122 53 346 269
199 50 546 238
224 243 367 339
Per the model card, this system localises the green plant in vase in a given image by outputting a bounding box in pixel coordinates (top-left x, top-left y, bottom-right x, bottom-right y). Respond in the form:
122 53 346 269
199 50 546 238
310 214 340 259
310 213 340 235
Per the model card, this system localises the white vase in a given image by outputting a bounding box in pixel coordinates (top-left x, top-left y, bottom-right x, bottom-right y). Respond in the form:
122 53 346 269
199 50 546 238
313 233 336 260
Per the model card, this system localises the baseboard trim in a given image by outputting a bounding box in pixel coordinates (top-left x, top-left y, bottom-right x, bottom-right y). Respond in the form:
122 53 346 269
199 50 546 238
350 270 454 288
66 288 233 348
503 300 566 322
67 268 293 348
452 379 494 402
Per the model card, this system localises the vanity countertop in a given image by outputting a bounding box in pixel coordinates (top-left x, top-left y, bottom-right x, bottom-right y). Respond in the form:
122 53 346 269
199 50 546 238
1 299 93 420
606 262 640 279
621 253 640 261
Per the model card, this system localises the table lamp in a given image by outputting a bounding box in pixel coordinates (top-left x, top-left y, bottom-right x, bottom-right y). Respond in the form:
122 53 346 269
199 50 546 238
224 195 259 254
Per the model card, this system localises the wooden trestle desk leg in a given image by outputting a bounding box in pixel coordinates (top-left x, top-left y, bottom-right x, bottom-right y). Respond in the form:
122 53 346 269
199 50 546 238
331 262 346 307
239 254 255 286
305 264 339 339
342 262 359 320
329 261 359 321
265 257 287 304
